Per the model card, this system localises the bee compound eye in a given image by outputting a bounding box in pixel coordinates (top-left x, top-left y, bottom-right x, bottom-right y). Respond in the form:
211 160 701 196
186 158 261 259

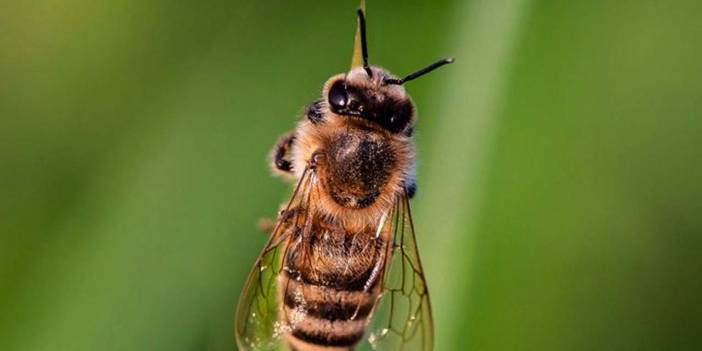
328 81 348 109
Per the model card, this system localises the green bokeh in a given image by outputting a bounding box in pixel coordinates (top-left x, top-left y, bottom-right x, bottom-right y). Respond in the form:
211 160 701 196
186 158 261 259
1 1 700 350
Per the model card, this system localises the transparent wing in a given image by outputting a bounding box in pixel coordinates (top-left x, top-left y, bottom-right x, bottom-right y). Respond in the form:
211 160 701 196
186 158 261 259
235 169 315 351
364 194 434 351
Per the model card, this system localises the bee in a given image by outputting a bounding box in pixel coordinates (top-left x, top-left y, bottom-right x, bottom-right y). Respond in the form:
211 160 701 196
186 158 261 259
235 6 453 351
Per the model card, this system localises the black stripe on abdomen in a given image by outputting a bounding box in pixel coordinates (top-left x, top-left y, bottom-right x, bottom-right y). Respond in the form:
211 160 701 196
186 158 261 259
291 267 373 291
291 327 365 348
283 279 375 321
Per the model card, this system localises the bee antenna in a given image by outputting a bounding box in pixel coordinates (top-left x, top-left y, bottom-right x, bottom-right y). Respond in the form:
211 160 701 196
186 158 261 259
357 8 372 77
385 57 455 85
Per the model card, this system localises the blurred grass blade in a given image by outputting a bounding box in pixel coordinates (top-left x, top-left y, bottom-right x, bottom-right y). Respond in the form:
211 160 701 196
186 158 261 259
417 0 531 349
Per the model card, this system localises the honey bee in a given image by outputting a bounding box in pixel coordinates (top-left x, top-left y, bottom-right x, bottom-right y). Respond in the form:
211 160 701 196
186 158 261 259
235 7 453 351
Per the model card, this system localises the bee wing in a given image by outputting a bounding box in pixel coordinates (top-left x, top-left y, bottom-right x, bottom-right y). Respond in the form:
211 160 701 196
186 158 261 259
235 169 315 351
365 193 434 351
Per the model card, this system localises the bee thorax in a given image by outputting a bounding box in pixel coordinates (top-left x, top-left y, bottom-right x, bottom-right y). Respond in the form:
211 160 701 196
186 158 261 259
321 131 396 209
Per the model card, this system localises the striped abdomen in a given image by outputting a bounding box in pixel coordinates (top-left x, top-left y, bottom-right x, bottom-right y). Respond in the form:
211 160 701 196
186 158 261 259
279 223 385 351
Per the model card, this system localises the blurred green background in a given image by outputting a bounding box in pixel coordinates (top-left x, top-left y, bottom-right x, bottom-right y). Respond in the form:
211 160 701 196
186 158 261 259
1 0 701 350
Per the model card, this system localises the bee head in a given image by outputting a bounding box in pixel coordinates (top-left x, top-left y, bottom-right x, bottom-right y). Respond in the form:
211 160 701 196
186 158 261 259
323 8 454 135
324 67 414 134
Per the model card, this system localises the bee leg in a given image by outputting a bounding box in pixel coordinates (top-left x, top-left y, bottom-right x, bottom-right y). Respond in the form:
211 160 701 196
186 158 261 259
270 131 296 174
305 99 325 124
405 180 417 199
402 161 417 198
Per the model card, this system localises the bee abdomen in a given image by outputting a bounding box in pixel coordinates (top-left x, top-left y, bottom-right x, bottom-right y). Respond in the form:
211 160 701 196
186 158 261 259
280 270 380 349
279 225 385 349
283 277 376 321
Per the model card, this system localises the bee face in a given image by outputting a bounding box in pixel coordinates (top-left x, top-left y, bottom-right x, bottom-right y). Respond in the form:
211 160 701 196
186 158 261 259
325 66 415 135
